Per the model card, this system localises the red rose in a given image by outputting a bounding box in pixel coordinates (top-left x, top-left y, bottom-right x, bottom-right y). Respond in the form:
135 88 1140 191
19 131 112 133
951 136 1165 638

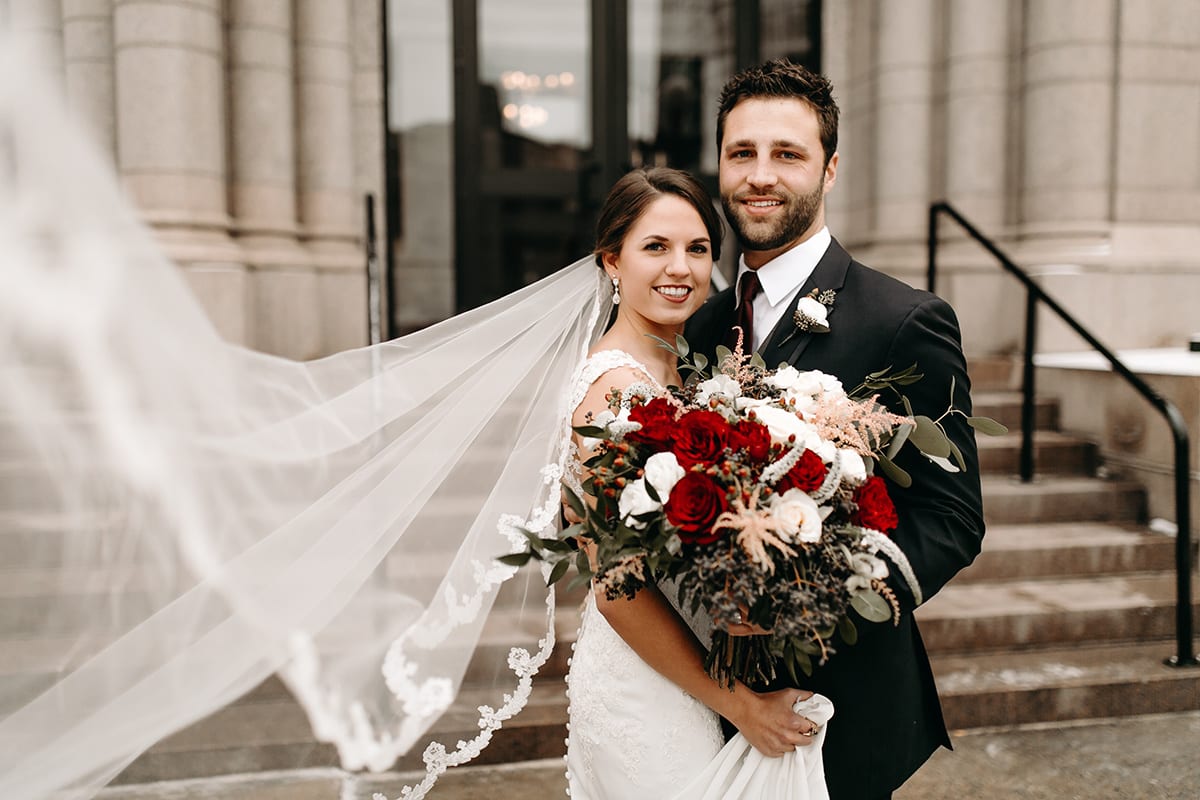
729 419 772 462
664 472 729 544
627 397 676 449
670 410 731 468
852 475 899 533
777 448 827 494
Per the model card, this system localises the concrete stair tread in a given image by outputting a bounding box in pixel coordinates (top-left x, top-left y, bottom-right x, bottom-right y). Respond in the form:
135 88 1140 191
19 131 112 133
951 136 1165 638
931 640 1200 729
931 640 1198 695
975 521 1160 550
980 474 1141 494
920 572 1187 619
959 521 1178 581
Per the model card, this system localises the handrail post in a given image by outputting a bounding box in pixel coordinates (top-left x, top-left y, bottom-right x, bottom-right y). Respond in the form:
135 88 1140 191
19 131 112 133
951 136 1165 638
1020 289 1037 483
1167 408 1198 666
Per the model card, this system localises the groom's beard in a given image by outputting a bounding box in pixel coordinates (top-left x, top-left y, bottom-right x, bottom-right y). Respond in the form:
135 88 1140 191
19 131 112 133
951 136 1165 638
722 179 825 255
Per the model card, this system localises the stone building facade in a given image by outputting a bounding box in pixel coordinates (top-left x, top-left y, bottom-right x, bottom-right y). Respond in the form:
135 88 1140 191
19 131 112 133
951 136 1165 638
824 0 1200 356
7 0 385 359
8 0 1199 360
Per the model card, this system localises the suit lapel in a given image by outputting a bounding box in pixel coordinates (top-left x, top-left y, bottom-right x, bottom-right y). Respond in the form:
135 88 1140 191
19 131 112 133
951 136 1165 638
758 238 852 368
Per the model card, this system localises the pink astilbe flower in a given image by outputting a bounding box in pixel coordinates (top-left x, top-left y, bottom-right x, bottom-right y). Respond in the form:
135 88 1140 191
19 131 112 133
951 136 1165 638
807 394 911 455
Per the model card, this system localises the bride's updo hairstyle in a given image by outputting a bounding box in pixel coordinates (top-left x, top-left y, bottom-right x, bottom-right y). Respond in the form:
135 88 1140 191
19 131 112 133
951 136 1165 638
593 167 723 269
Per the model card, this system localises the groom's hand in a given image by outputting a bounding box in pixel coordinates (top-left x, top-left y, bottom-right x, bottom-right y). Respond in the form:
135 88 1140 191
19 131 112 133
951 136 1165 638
730 687 816 757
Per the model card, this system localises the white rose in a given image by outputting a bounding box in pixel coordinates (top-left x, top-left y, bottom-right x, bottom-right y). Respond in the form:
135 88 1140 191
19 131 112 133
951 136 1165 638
795 296 829 332
752 405 808 444
838 448 868 486
770 489 825 544
846 552 889 593
618 478 660 529
643 452 685 500
766 364 803 391
695 373 741 406
779 389 818 416
816 372 844 397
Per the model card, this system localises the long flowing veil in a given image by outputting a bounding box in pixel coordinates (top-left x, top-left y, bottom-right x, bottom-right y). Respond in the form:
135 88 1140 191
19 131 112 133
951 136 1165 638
0 35 610 799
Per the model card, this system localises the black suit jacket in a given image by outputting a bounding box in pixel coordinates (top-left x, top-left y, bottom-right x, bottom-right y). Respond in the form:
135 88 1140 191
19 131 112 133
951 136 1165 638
685 238 985 799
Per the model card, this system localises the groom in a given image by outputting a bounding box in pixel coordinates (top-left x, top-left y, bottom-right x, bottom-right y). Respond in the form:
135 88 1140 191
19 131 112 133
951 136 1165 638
686 60 986 799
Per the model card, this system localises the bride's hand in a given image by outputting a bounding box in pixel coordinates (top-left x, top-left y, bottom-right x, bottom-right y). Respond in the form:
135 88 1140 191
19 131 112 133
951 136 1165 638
729 687 817 757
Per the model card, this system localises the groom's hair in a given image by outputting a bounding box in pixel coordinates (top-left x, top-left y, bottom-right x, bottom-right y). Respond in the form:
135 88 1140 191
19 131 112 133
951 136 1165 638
716 59 839 167
593 167 723 269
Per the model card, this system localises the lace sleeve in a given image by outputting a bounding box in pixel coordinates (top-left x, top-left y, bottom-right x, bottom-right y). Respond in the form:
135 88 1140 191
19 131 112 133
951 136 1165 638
562 351 662 497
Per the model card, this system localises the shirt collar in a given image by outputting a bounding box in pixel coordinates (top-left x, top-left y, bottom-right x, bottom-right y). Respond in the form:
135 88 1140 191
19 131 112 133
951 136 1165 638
735 226 832 307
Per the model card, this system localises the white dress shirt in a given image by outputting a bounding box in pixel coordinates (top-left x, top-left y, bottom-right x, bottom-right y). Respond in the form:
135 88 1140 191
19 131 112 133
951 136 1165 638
733 226 833 352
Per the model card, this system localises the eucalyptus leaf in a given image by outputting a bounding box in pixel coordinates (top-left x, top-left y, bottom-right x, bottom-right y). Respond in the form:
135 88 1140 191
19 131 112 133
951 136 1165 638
674 333 690 357
573 425 608 440
850 590 893 623
924 453 960 473
968 416 1009 436
876 453 912 488
693 352 708 372
948 438 966 472
547 557 570 586
908 415 952 458
885 422 913 460
497 552 533 567
837 615 858 645
647 333 681 357
750 352 767 370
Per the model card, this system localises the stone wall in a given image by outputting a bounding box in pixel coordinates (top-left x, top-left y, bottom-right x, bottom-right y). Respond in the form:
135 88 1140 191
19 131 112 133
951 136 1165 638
823 0 1200 358
8 0 384 358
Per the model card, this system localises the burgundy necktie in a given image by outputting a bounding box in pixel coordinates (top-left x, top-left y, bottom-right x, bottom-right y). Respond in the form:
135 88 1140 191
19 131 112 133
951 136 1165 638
729 271 761 352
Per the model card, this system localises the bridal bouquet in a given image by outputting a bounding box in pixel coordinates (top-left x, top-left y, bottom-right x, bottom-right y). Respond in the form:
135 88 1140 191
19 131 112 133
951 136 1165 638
507 337 993 688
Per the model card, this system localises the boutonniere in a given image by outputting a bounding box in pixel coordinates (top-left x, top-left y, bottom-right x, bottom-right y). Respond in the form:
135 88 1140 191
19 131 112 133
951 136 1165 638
793 288 835 334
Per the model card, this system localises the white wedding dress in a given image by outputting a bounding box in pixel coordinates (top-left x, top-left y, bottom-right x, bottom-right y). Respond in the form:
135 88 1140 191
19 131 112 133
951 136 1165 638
562 352 834 800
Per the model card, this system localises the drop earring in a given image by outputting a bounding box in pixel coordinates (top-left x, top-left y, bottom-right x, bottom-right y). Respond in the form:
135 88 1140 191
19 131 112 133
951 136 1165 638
611 276 621 305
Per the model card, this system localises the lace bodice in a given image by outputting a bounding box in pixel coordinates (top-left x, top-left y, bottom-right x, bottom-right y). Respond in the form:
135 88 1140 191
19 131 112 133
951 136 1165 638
562 349 663 499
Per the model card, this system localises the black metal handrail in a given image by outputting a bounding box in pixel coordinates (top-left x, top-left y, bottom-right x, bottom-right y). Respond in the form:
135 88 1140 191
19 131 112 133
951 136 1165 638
927 201 1197 668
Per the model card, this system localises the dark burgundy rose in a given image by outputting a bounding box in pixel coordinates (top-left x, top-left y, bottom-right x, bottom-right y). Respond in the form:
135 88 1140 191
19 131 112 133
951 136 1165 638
627 397 677 449
777 448 828 494
670 409 731 468
729 419 772 462
852 474 899 533
664 472 730 545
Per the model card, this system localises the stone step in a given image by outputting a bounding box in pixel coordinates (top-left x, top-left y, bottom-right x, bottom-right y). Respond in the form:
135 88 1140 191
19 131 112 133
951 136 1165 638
916 572 1198 653
975 431 1097 476
931 640 1200 730
957 522 1179 583
113 680 570 786
970 391 1059 432
980 475 1145 525
966 357 1021 394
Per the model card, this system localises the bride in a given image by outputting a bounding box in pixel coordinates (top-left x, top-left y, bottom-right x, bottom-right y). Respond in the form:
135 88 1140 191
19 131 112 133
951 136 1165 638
0 36 826 798
564 167 832 799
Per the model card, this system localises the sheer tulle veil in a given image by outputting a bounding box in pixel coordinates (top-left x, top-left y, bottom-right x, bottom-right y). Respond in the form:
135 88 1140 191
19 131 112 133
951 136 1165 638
0 35 610 799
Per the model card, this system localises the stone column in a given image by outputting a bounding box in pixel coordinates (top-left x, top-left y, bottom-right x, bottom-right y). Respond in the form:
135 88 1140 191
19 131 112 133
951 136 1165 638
1018 1 1117 351
295 0 364 355
1019 0 1116 239
1105 0 1200 347
939 0 1022 354
822 0 873 246
62 0 116 158
944 0 1012 229
113 0 245 343
226 1 316 359
7 0 64 82
871 0 936 254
